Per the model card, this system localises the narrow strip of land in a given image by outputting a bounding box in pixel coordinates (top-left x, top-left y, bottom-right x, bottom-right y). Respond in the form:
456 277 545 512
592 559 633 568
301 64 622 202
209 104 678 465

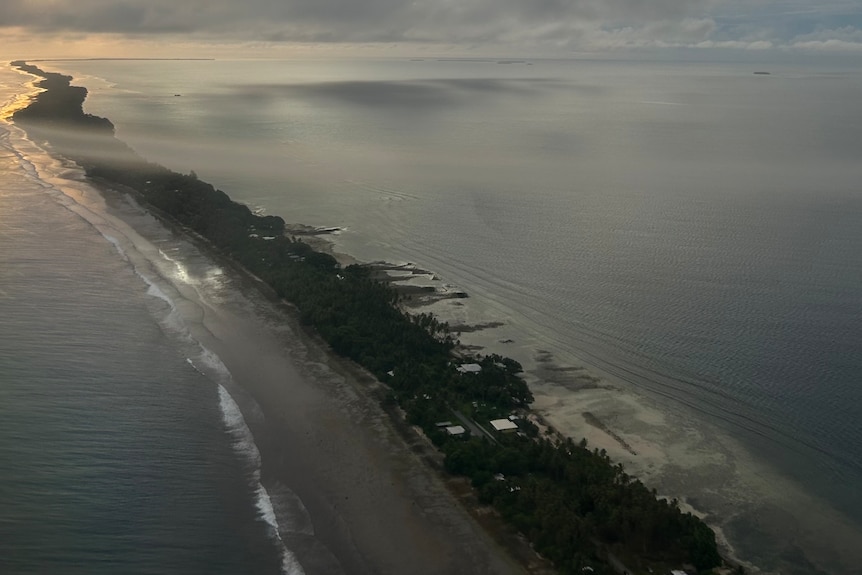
11 61 726 575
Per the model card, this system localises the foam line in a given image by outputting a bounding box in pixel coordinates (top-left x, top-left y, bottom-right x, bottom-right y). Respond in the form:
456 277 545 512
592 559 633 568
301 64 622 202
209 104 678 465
218 385 306 575
100 233 128 260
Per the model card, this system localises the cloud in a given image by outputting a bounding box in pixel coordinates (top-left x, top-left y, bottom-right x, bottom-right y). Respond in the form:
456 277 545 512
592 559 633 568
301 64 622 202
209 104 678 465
1 0 860 54
0 0 710 41
787 26 862 52
790 24 862 43
0 0 708 36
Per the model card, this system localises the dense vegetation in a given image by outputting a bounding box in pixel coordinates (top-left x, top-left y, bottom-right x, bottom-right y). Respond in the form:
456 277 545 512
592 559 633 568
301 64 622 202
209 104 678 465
13 62 723 574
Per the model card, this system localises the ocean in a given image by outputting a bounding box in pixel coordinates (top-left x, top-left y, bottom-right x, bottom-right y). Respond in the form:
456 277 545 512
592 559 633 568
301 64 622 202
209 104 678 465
3 57 862 574
0 68 299 575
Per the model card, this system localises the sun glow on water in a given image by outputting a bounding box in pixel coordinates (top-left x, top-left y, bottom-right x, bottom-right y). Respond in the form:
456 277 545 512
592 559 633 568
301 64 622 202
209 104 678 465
0 67 42 121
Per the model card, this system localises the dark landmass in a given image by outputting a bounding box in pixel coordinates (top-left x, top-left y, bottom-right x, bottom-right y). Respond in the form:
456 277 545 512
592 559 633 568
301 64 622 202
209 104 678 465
12 61 726 575
284 224 343 236
26 58 215 62
450 321 507 333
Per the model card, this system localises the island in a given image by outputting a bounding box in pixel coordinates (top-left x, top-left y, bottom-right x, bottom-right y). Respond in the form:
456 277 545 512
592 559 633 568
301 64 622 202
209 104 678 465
12 61 726 575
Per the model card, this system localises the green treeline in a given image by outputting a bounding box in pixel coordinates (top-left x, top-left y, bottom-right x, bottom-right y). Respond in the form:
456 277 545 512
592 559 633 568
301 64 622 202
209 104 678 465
444 436 721 573
12 62 723 575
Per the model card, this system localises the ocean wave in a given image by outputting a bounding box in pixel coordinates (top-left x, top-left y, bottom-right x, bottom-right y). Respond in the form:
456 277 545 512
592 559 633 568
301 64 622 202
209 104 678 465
195 344 233 381
6 73 309 573
218 384 306 575
100 233 128 260
4 129 44 183
268 482 315 537
143 277 176 309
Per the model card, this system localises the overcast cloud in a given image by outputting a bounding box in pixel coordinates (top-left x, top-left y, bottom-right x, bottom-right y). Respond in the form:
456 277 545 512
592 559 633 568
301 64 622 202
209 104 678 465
1 0 860 53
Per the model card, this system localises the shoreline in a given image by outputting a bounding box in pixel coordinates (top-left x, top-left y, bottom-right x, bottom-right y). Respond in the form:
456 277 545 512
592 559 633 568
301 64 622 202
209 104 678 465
10 60 730 575
94 175 550 574
3 65 532 575
6 121 535 574
301 229 750 568
205 280 533 575
86 163 862 575
325 209 862 575
35 58 862 575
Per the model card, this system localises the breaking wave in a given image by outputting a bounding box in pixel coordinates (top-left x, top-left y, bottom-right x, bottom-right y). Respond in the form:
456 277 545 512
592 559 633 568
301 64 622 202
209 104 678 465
218 384 306 575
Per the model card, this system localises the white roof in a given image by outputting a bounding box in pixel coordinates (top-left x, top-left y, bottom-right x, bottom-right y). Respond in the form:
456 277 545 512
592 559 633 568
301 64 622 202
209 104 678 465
490 419 518 432
445 425 466 435
457 363 482 374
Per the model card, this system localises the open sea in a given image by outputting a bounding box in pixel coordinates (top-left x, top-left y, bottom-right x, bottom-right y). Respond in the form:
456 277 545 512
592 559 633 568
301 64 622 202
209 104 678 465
2 57 862 574
1 67 297 575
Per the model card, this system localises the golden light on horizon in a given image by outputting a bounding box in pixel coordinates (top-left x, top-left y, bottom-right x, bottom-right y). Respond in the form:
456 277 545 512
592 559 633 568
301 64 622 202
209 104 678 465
0 26 435 62
0 27 192 60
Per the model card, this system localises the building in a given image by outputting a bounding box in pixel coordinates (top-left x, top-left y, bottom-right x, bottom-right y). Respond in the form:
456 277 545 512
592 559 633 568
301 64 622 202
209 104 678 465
445 425 467 437
457 363 482 374
489 418 518 433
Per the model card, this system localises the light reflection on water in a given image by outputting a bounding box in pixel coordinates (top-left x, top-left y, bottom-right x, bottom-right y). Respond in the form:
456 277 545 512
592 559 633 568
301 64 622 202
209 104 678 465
22 58 862 574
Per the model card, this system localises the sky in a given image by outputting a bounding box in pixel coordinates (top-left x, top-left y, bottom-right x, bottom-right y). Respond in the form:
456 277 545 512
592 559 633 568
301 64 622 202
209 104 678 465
1 0 861 58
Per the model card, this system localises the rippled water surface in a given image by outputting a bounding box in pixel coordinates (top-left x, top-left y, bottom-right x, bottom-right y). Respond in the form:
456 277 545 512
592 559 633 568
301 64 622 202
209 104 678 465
1 70 286 574
9 58 862 573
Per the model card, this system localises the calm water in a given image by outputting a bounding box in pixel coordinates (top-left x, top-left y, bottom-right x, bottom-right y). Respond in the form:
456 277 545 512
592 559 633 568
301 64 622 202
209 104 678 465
7 58 862 573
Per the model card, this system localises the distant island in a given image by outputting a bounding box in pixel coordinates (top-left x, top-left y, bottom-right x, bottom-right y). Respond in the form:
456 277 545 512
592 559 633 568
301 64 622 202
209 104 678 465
12 60 726 575
25 57 215 62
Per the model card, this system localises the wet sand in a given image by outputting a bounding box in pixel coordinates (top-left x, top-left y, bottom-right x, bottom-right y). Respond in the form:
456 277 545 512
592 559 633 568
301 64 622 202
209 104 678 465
202 300 529 575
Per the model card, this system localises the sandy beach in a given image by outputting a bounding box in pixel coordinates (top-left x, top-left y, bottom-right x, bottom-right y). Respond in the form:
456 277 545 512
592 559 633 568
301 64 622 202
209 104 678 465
83 181 533 575
205 300 529 575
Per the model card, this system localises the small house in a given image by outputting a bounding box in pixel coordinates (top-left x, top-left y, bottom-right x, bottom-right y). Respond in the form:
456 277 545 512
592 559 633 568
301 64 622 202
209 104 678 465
490 419 518 433
445 425 467 437
457 363 482 374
